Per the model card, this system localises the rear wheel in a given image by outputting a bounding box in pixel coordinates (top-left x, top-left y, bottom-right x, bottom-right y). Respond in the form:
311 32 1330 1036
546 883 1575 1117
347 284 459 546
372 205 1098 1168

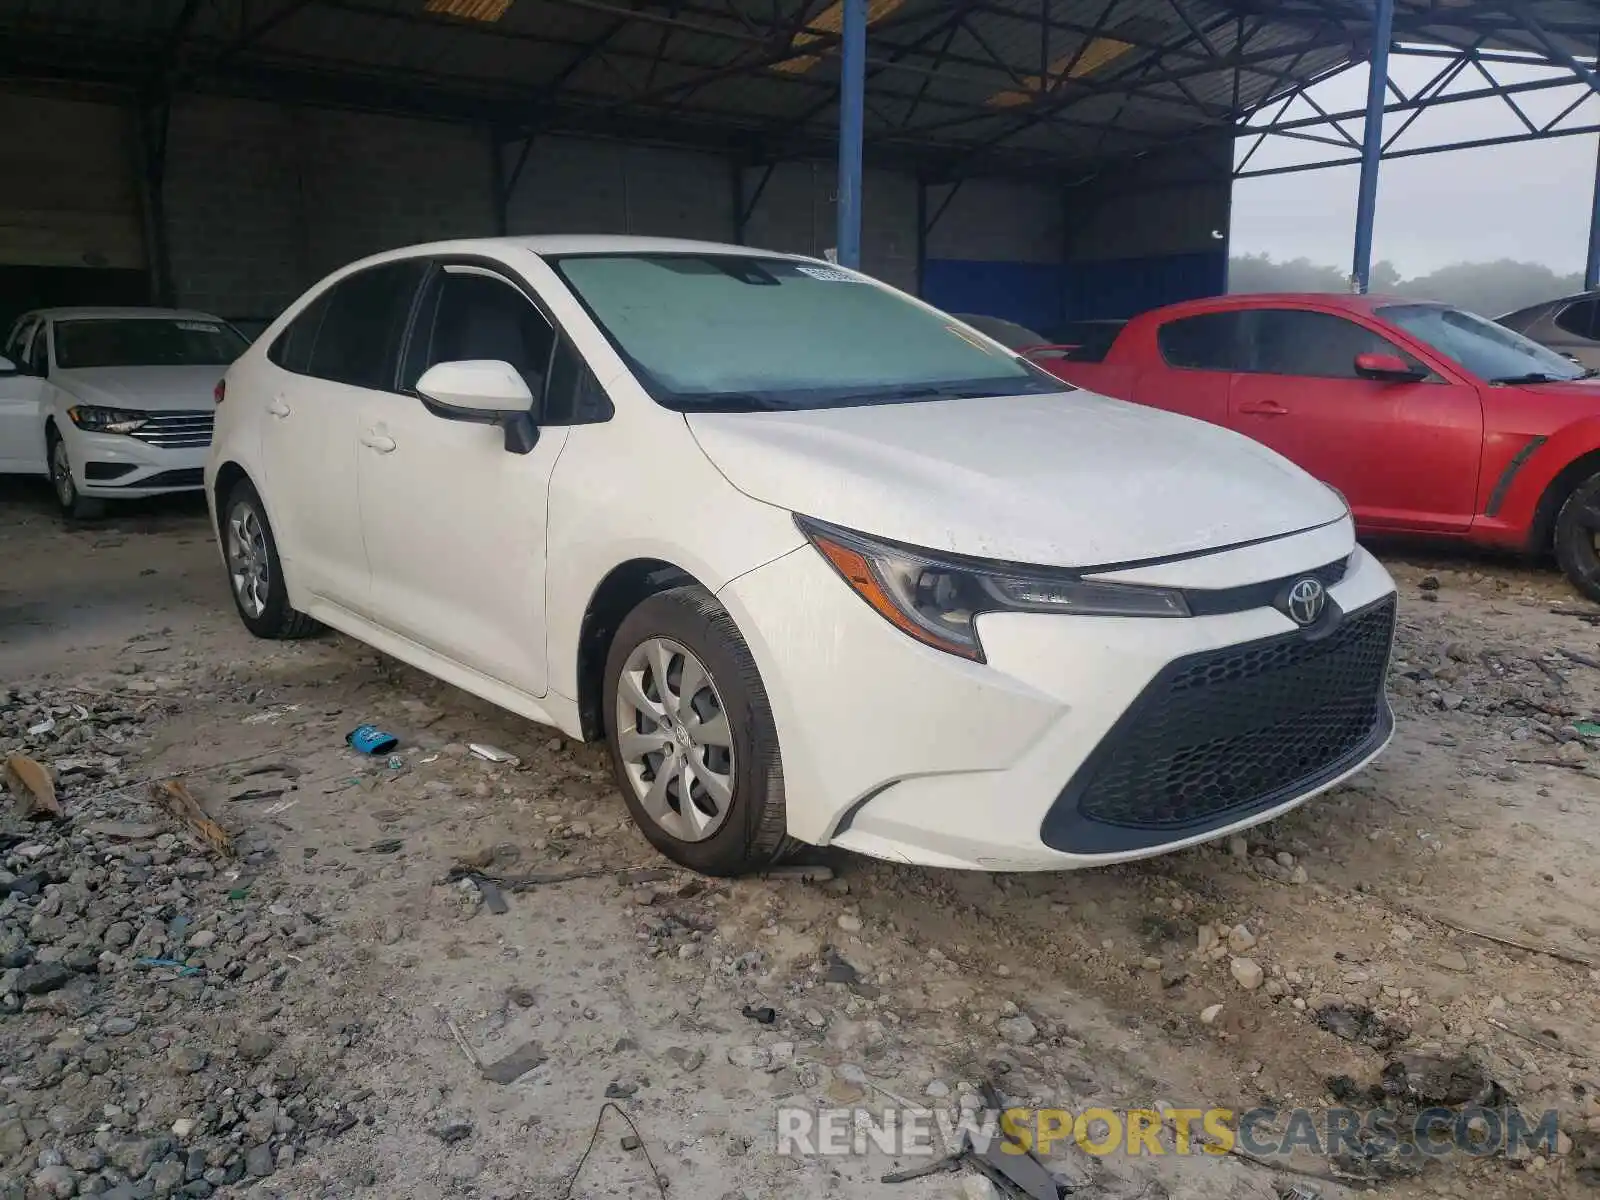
603 585 788 875
46 426 105 520
1556 471 1600 604
222 479 321 639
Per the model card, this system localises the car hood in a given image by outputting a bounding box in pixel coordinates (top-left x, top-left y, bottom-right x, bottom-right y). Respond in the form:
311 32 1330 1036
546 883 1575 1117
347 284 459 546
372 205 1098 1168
686 391 1346 568
52 366 225 412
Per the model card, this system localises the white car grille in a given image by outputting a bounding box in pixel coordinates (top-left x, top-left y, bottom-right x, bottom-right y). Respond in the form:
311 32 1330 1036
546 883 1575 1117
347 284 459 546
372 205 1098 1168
131 411 214 449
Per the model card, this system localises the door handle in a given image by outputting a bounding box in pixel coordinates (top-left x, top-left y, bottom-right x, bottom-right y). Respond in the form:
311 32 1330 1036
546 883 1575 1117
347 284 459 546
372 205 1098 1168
361 431 397 454
266 397 290 419
1238 400 1289 416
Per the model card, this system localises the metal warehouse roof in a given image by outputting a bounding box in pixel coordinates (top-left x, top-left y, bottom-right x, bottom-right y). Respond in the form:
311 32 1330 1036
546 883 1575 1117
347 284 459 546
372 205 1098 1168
0 0 1598 180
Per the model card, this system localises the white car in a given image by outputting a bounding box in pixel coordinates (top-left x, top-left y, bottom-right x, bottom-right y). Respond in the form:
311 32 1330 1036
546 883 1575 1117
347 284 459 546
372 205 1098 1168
0 307 247 517
207 236 1398 875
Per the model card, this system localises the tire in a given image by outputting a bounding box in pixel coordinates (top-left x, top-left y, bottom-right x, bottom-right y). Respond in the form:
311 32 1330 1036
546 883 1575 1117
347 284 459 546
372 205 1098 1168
220 478 322 639
1555 472 1600 604
46 426 105 520
603 585 789 876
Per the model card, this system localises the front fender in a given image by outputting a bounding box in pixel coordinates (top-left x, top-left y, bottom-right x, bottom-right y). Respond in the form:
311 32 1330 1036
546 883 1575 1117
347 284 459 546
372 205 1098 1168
1475 416 1600 550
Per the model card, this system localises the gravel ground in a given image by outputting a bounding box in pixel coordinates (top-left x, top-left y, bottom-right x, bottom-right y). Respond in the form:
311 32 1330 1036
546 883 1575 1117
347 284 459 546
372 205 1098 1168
3 479 1600 1200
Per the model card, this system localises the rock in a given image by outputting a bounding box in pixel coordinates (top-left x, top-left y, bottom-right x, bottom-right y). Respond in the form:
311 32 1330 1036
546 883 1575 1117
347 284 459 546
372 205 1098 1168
605 1078 639 1099
1141 955 1162 971
996 1014 1037 1045
836 914 863 934
664 1046 704 1072
237 1031 276 1061
1231 958 1264 990
926 1080 950 1099
187 930 217 950
245 1144 275 1177
1227 925 1257 954
432 1119 474 1144
621 1135 642 1152
1437 949 1469 972
31 1165 78 1198
447 1154 483 1182
1441 692 1465 711
1197 925 1218 954
1200 1004 1224 1025
148 1159 186 1194
1289 866 1309 885
1227 836 1248 860
109 1136 172 1179
481 1040 547 1085
103 921 134 950
169 1045 209 1074
962 1176 1000 1200
172 1118 198 1139
728 1046 771 1071
0 1119 28 1157
103 1015 139 1036
14 962 74 995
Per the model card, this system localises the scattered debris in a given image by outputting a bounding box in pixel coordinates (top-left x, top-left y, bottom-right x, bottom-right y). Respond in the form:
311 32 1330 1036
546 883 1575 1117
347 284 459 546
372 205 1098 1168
346 724 400 755
1314 1003 1407 1052
742 1004 777 1025
474 876 509 914
481 1040 547 1085
469 743 520 765
3 752 61 820
559 1103 668 1200
148 777 235 858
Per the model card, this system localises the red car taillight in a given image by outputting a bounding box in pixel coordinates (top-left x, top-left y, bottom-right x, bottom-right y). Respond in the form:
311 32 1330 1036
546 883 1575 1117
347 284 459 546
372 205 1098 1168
214 379 226 405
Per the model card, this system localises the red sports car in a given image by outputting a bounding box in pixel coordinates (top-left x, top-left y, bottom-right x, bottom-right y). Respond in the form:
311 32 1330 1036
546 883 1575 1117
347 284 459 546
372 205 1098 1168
1039 293 1600 601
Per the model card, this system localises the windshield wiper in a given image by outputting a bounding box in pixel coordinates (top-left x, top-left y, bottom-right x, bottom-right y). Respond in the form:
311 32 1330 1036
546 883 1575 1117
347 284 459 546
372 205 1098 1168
1489 372 1566 385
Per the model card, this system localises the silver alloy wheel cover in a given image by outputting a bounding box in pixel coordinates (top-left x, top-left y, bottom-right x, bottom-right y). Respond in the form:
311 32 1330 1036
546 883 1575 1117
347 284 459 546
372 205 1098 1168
51 438 73 506
225 501 270 619
614 636 736 842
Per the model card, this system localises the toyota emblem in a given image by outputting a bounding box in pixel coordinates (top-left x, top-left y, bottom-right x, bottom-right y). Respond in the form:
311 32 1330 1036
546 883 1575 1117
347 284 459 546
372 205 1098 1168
1285 577 1326 627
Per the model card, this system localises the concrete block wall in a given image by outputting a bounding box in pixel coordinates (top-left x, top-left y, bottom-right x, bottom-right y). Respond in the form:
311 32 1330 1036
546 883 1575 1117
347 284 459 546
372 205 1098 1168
0 93 144 271
2 89 1085 327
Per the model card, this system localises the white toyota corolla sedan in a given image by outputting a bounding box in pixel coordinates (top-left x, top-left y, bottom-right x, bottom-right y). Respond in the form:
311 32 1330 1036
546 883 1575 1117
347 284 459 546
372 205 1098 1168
206 236 1397 875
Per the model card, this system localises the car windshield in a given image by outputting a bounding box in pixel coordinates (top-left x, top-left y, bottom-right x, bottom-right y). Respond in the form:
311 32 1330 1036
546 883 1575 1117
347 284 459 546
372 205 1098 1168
549 253 1062 411
1378 303 1586 384
53 317 247 370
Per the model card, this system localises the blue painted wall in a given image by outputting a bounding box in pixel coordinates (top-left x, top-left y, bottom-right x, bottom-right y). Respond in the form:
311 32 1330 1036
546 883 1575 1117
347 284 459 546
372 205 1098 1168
922 250 1227 336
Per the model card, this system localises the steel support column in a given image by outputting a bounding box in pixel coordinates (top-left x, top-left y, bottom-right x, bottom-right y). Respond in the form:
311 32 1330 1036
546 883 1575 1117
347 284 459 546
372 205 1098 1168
1588 136 1600 290
1351 0 1395 293
835 0 867 267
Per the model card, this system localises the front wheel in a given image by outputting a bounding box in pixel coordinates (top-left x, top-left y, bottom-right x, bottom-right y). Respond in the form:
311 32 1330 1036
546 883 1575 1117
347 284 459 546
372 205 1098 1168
603 585 788 875
46 427 105 520
221 479 322 639
1555 472 1600 604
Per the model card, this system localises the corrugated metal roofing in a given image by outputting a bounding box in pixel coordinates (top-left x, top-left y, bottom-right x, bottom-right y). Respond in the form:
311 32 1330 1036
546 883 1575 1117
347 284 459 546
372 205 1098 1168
0 0 1596 177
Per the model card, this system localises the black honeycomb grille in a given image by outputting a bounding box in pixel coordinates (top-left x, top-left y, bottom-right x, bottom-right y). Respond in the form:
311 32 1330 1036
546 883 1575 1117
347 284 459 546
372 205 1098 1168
1057 597 1395 840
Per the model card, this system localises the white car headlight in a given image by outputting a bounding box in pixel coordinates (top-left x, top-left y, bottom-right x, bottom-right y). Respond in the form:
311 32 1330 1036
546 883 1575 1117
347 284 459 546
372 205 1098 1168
797 516 1189 662
67 405 149 435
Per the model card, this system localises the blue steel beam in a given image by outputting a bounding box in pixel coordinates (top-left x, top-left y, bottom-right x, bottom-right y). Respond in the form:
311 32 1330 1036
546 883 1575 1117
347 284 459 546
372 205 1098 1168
836 0 866 267
1351 0 1396 293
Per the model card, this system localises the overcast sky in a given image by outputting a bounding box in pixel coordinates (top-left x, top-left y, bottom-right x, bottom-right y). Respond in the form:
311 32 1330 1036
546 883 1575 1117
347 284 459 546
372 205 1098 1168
1229 53 1600 276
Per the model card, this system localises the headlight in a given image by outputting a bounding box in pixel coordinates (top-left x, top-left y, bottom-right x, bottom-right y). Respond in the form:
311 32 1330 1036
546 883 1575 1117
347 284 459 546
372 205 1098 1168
67 405 149 435
797 516 1189 662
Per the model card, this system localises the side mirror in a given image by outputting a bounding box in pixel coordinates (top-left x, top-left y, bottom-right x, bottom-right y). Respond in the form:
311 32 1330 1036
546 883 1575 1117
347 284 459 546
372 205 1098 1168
1354 352 1426 383
416 359 540 454
0 355 17 377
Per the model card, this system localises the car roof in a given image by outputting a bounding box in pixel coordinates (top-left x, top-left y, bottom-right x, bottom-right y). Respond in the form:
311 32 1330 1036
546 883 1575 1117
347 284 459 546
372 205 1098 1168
1138 292 1427 322
342 234 815 270
27 306 228 322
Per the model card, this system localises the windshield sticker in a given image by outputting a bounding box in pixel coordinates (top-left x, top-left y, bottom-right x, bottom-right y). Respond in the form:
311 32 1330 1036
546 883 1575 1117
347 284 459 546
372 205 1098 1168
795 266 861 283
175 321 223 333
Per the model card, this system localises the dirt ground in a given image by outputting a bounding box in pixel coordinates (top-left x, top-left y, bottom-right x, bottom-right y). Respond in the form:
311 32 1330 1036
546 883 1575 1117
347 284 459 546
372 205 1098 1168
4 476 1600 1200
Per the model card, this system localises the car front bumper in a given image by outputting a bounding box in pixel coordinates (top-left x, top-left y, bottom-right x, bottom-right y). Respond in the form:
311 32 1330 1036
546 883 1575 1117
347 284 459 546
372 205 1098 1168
718 532 1397 871
68 427 209 497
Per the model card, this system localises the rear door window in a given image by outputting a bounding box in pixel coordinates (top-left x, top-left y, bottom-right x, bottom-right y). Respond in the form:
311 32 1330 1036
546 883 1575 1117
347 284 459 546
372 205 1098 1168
1156 312 1247 370
304 261 427 390
1555 298 1600 340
